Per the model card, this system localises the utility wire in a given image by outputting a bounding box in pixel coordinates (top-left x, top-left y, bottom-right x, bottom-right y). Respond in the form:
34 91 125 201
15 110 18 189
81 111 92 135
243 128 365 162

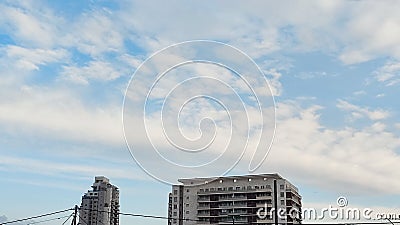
0 209 74 225
26 215 71 225
76 214 89 225
3 206 398 225
79 207 200 222
61 214 74 225
80 207 400 224
77 208 110 225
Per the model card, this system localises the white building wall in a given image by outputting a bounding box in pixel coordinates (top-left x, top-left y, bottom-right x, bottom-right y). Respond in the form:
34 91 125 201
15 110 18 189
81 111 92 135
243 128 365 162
168 174 302 225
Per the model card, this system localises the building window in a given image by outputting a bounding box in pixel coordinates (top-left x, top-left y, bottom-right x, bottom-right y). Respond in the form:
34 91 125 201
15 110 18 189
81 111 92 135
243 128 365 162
173 212 177 216
199 189 204 192
248 178 252 182
186 196 189 200
220 180 223 183
281 200 285 205
174 197 177 202
186 189 189 193
174 190 177 195
186 203 189 207
186 211 189 214
174 204 177 209
233 179 237 182
280 184 284 189
280 192 284 197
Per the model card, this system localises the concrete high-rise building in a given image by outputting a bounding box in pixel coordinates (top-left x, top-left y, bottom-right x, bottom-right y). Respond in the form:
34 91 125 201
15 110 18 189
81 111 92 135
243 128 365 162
168 174 301 225
79 176 120 225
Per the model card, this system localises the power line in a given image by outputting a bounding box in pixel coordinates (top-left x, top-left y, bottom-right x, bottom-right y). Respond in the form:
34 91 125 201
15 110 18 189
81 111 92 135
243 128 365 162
61 214 74 225
76 214 89 225
3 207 399 225
26 215 71 225
79 207 400 224
1 209 74 225
79 207 200 222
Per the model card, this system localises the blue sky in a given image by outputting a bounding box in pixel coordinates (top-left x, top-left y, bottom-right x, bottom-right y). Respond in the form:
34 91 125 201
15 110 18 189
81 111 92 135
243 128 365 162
1 1 400 224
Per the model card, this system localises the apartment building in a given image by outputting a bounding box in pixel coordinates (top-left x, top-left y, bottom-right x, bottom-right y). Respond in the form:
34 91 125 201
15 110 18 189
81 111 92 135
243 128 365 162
79 176 120 225
168 174 301 225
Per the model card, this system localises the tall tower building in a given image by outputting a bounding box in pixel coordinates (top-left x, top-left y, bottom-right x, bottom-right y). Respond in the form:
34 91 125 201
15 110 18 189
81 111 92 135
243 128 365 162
168 173 302 225
79 176 120 225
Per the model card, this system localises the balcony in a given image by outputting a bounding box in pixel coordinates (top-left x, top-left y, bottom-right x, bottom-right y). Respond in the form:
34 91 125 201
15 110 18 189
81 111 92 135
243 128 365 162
218 196 247 201
255 195 272 200
197 187 272 195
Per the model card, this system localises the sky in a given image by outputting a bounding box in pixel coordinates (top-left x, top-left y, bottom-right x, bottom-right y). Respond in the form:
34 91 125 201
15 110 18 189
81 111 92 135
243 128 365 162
1 0 400 225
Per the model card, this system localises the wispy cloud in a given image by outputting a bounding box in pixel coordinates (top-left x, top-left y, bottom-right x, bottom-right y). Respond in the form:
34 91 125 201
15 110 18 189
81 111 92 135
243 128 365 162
337 99 390 121
373 60 400 86
0 155 146 182
0 85 123 145
260 101 400 195
3 45 68 71
61 60 123 84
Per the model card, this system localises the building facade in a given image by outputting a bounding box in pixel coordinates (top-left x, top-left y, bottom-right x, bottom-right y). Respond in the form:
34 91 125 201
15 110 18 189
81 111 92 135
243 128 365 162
79 176 120 225
168 174 301 225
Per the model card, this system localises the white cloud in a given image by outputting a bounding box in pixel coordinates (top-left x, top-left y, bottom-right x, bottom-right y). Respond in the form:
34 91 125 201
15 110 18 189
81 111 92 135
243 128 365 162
263 68 283 96
373 60 400 86
1 0 400 68
3 45 68 71
295 71 331 80
3 0 400 65
338 2 400 63
0 155 146 182
0 85 123 145
0 2 64 48
123 97 400 195
61 60 123 84
116 0 400 64
66 9 124 56
336 99 390 121
256 101 400 195
338 50 372 65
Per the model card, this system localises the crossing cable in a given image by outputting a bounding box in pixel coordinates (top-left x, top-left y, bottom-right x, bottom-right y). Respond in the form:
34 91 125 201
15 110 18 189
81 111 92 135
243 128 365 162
0 209 74 225
26 215 71 225
79 207 201 222
79 207 400 224
61 214 74 225
4 207 398 225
